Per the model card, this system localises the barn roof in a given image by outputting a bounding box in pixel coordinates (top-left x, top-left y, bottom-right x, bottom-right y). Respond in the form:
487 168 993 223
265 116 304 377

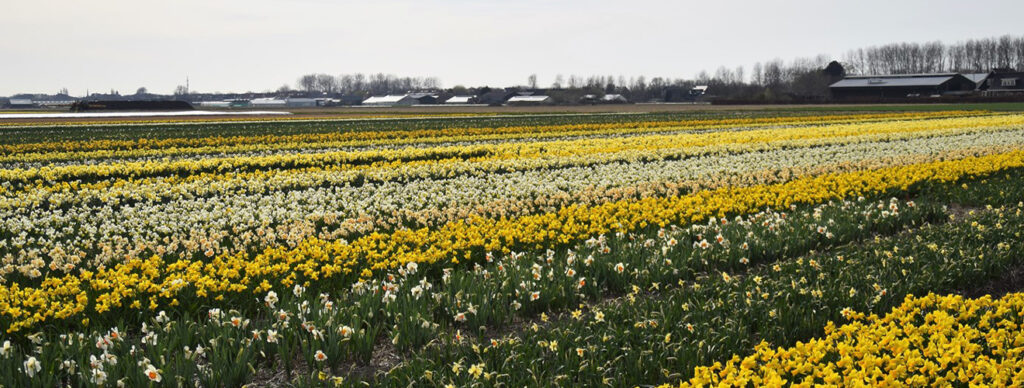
830 74 963 88
444 96 474 104
363 95 411 104
963 73 991 84
507 95 551 102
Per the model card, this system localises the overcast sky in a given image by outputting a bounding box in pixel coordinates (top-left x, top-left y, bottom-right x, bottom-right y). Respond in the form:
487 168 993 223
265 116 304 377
2 0 1023 96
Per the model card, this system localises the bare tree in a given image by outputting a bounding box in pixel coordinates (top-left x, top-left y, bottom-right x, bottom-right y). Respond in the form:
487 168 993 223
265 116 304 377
551 74 564 89
762 59 784 87
424 77 441 89
314 74 337 94
527 74 538 89
297 74 318 93
751 62 764 85
568 75 583 88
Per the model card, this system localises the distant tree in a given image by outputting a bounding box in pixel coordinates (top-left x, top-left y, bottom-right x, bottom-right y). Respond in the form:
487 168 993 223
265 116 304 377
277 84 292 94
353 73 366 92
552 74 564 89
314 74 337 94
568 75 583 89
173 85 189 96
135 87 148 95
298 74 318 93
527 74 538 89
696 71 710 83
762 59 784 87
424 77 442 89
751 62 764 86
822 61 846 80
58 87 69 96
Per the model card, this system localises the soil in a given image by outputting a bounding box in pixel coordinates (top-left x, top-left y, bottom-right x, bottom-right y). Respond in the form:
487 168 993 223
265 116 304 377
960 263 1024 299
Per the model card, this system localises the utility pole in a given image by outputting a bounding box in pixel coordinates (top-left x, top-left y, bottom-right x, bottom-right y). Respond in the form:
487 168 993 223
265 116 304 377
186 76 190 95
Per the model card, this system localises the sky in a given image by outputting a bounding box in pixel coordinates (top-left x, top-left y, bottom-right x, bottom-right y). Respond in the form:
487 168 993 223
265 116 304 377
2 0 1023 96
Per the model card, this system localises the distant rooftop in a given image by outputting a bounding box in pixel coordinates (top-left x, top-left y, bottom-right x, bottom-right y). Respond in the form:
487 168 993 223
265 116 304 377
830 74 962 88
963 73 991 84
445 96 474 104
363 95 411 104
507 95 551 102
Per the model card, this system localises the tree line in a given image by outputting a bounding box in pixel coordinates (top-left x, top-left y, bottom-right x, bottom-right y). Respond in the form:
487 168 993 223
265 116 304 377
293 74 441 95
844 35 1024 75
291 34 1024 103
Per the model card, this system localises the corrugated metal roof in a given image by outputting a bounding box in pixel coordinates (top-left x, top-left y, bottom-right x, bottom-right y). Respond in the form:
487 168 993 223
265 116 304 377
251 98 286 105
363 95 412 104
445 96 474 103
830 75 956 88
507 95 551 102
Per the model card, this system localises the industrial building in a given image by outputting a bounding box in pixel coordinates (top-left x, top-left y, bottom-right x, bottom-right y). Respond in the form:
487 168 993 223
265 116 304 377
444 95 476 104
829 74 977 99
506 95 553 105
362 95 417 106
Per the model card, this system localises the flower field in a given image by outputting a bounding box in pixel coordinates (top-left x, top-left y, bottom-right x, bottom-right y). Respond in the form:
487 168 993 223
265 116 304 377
1 109 1024 386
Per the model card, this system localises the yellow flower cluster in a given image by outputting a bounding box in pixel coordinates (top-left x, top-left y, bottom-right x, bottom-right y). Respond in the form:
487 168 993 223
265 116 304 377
3 148 1023 332
671 292 1024 387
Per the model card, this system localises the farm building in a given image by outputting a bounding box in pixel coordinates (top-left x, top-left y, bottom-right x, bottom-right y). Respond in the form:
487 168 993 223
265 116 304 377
35 100 76 108
444 95 476 104
963 73 992 90
198 100 251 108
251 98 287 108
477 90 518 106
506 95 553 105
285 98 317 107
337 95 366 105
407 93 439 104
70 100 194 112
362 95 417 106
199 101 232 108
601 94 628 103
829 74 976 99
7 99 35 108
983 69 1024 95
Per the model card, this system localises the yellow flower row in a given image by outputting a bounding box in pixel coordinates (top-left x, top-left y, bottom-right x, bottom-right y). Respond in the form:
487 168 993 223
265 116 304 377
0 110 985 155
7 117 1016 208
668 292 1024 387
3 149 1024 333
3 113 1020 186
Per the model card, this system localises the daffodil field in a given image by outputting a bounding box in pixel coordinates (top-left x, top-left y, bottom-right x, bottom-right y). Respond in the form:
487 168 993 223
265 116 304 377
1 109 1024 386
